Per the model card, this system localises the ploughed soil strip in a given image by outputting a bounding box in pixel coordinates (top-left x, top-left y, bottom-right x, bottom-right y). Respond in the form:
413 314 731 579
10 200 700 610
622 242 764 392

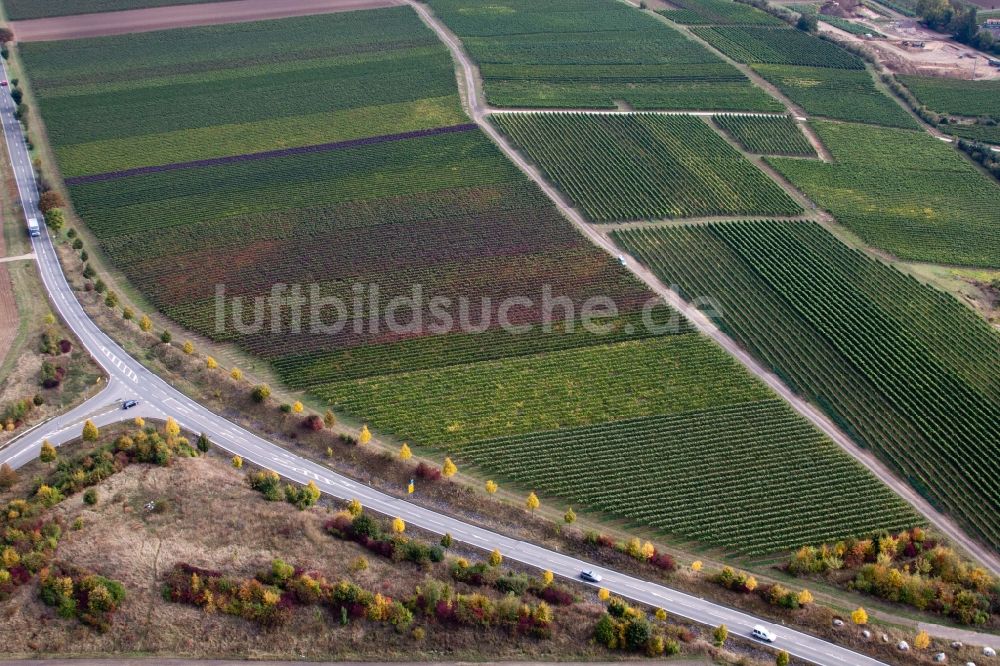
10 0 402 42
65 124 480 185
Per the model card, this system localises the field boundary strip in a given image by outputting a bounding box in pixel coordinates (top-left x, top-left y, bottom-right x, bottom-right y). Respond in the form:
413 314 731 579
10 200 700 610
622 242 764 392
64 123 479 185
8 0 405 42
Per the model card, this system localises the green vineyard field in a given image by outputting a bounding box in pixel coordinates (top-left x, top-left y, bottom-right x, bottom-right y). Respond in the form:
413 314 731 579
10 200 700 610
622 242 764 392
22 9 465 177
462 401 919 554
768 121 1000 267
425 0 781 111
317 335 772 448
491 113 801 221
692 26 864 68
3 0 209 20
613 221 1000 550
753 64 917 128
899 75 1000 120
713 115 816 156
946 123 1000 145
658 0 785 25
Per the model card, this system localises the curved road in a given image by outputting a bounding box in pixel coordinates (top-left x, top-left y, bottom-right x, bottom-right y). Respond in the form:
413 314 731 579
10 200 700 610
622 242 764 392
0 14 982 663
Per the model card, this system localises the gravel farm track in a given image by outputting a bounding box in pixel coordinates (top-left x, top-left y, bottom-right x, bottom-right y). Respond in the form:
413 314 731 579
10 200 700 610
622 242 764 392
7 0 402 41
0 201 17 365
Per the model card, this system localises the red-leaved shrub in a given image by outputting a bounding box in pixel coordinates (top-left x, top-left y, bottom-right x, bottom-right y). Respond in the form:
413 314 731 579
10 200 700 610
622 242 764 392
650 552 677 571
415 462 441 481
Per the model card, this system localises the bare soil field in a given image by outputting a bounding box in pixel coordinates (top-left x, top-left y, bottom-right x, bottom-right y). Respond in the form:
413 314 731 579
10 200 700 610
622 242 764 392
10 0 402 42
820 19 1000 79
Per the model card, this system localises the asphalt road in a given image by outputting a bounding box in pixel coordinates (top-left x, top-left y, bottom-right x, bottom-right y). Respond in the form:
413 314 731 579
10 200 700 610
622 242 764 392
0 52 906 666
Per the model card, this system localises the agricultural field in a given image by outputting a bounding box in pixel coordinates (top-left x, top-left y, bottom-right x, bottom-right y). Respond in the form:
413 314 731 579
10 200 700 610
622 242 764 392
657 0 784 25
788 4 885 36
318 335 772 447
2 0 220 20
713 115 816 156
463 401 918 554
491 113 801 221
613 221 1000 551
753 65 917 128
424 0 782 111
867 0 917 16
817 15 884 35
898 75 1000 120
322 337 919 555
691 26 865 68
22 9 466 177
946 123 1000 144
22 5 924 556
769 121 1000 267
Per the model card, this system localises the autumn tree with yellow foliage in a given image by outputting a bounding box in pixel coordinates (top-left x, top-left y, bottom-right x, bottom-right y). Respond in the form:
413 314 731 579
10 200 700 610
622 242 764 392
442 457 457 478
40 440 57 463
392 517 406 534
358 425 371 445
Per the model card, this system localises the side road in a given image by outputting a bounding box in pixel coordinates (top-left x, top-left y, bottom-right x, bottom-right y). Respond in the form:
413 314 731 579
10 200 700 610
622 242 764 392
406 0 1000 577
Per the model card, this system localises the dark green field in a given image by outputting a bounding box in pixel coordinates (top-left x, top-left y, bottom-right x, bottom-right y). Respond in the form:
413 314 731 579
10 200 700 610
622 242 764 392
614 220 1000 550
3 0 225 20
713 115 816 156
22 9 465 177
691 26 864 68
899 75 1000 120
753 65 917 129
425 0 782 111
769 121 1000 267
491 113 801 221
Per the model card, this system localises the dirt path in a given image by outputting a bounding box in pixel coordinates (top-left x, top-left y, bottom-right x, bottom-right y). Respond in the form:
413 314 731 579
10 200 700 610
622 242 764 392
0 252 35 263
408 0 1000 577
10 0 401 42
0 213 16 371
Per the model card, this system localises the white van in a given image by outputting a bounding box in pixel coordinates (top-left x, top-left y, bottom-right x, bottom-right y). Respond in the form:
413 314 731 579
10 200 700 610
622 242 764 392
752 625 777 642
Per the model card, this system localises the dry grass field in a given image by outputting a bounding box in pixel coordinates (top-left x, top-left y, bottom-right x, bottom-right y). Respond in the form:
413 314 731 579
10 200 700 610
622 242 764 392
0 444 617 660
